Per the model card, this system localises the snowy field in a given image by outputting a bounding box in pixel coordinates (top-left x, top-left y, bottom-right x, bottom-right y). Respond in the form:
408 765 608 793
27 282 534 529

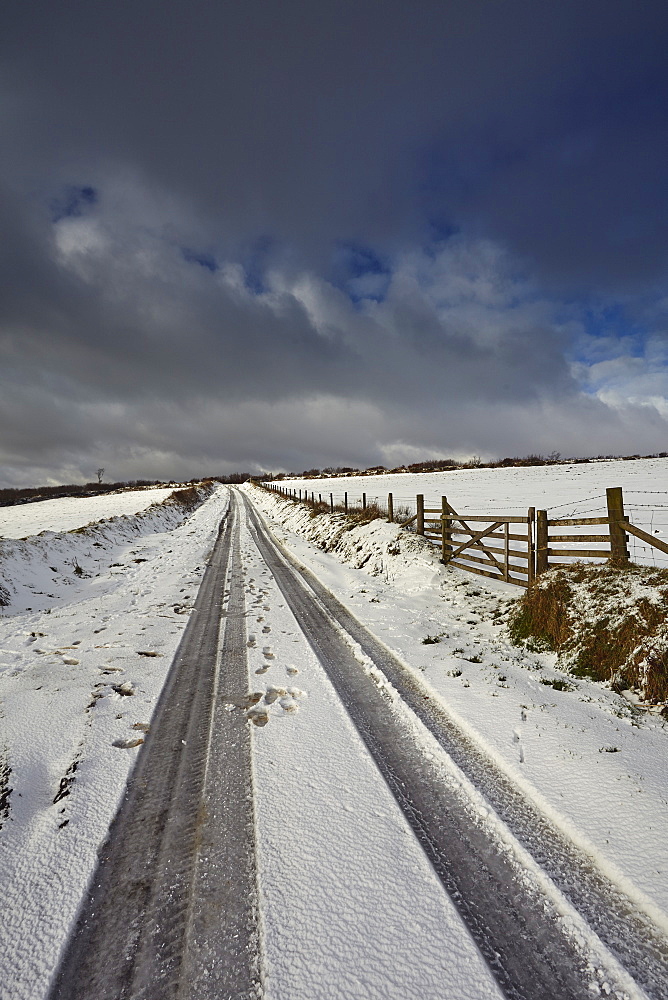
0 487 176 539
278 457 668 567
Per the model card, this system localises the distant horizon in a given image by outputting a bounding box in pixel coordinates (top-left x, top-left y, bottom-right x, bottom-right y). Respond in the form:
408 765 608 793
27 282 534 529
3 448 668 495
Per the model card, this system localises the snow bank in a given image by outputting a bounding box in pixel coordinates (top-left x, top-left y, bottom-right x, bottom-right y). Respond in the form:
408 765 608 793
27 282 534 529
0 485 215 614
245 484 453 593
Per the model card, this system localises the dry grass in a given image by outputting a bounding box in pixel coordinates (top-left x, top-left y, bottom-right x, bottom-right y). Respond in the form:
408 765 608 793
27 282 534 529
509 563 668 704
168 483 214 509
341 502 386 525
259 484 388 526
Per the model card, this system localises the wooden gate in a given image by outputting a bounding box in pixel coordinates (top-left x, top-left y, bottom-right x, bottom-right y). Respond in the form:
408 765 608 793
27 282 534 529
419 496 535 588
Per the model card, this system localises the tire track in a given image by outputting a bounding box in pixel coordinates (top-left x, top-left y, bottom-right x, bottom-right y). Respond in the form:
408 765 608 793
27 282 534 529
49 495 262 1000
241 491 664 1000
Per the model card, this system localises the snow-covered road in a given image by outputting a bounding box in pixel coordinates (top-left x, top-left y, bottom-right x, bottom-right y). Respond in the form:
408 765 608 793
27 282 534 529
2 483 666 999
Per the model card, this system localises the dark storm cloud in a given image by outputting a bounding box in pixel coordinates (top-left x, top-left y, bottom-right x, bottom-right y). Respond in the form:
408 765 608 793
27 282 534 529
6 0 667 277
2 0 668 484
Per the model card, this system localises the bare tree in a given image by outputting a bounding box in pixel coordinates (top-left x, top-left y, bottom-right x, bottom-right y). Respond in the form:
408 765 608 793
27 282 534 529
96 468 105 484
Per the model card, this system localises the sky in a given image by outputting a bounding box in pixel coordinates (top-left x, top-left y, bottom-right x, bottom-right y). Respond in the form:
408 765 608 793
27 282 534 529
2 0 668 486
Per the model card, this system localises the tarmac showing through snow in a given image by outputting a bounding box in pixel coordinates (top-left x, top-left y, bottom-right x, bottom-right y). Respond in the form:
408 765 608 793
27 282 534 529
1 480 667 998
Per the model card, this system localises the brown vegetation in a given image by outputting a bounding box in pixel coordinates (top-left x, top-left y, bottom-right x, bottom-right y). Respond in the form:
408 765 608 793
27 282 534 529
509 563 668 704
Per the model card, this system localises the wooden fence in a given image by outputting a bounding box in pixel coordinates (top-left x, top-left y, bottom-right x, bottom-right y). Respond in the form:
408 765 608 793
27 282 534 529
264 483 668 588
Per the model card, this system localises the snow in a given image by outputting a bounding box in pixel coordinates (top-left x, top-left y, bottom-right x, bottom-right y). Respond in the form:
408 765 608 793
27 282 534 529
1 464 667 999
278 456 668 567
240 527 504 1000
0 487 177 539
246 482 668 929
0 485 224 999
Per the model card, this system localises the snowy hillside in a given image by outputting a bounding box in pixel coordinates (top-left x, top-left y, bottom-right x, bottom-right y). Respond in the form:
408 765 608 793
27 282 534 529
0 487 178 539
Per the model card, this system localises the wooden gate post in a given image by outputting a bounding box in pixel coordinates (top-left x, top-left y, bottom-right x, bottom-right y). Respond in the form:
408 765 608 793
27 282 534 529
441 496 451 560
387 493 394 522
527 508 535 585
362 493 366 510
417 495 424 535
330 493 334 512
344 491 348 513
607 487 630 565
536 510 548 575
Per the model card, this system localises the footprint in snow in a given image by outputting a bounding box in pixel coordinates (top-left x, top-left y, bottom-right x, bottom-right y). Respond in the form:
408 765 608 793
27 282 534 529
286 665 299 675
246 706 269 727
113 682 135 696
255 665 270 674
262 626 271 634
280 687 306 713
264 686 286 704
262 647 274 659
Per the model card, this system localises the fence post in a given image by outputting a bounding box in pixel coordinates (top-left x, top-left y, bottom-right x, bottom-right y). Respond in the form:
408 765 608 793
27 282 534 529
527 508 535 585
362 493 366 510
441 496 451 561
504 522 510 581
607 487 630 565
344 491 348 513
417 495 424 535
330 493 334 513
387 493 394 522
536 510 548 575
